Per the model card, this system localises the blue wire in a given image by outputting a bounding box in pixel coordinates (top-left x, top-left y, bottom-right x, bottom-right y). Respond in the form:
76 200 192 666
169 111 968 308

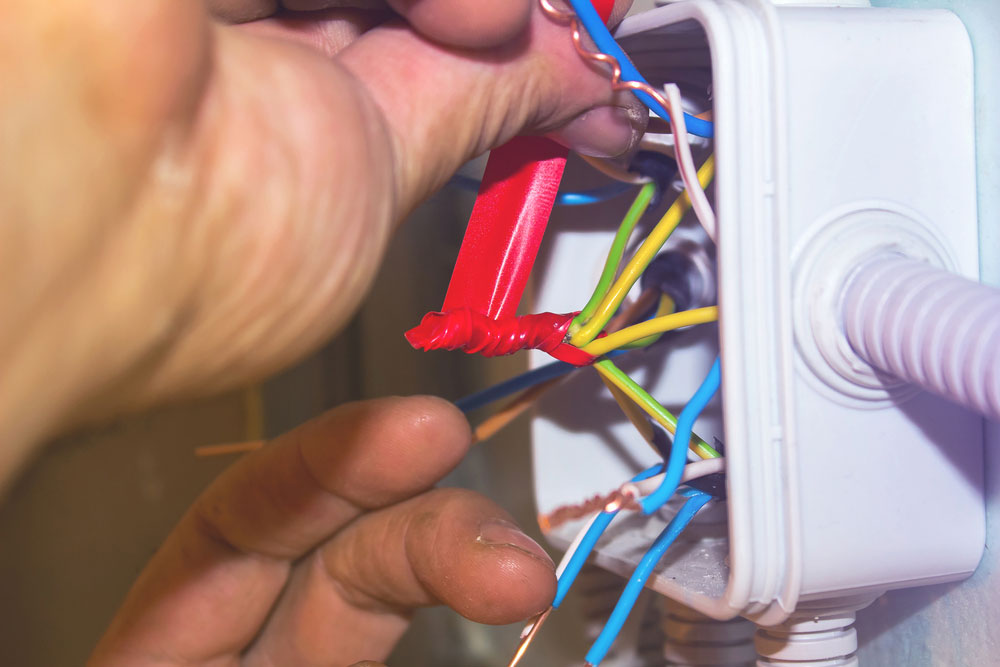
455 349 626 413
567 0 714 139
448 174 634 207
553 463 664 609
557 181 635 206
640 357 721 514
584 490 713 666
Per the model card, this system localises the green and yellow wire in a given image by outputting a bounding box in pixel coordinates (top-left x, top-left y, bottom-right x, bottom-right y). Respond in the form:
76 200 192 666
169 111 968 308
571 156 721 461
571 156 716 348
571 181 657 334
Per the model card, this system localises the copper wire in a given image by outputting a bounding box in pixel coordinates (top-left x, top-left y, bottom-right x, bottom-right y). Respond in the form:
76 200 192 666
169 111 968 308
538 486 640 533
539 0 681 129
540 0 718 240
607 287 659 333
194 440 265 457
473 377 562 443
507 607 553 667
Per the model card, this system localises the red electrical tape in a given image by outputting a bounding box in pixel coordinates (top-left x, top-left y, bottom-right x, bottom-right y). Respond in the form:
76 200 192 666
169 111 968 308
442 136 568 319
440 0 616 318
408 0 616 363
406 309 596 366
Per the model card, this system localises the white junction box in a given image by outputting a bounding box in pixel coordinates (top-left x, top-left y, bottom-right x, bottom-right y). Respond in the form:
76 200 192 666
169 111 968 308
531 0 984 626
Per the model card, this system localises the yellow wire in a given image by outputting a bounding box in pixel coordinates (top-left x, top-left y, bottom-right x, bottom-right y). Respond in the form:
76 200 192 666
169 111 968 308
582 306 719 357
570 156 716 347
593 362 718 460
621 293 675 348
598 374 657 448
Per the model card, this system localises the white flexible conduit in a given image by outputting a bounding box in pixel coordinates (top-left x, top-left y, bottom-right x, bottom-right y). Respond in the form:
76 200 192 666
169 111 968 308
843 254 1000 421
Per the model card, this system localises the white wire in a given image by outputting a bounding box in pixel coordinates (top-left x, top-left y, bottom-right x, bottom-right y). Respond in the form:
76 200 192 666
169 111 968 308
554 457 725 578
627 457 726 498
661 83 717 242
556 513 600 578
579 153 652 185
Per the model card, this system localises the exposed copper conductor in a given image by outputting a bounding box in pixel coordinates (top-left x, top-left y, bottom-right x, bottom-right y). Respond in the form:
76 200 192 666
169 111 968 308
539 485 641 533
539 0 681 120
506 607 552 667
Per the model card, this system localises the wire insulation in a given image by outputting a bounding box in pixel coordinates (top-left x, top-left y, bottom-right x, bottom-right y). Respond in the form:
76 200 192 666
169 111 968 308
584 491 713 665
564 0 714 138
570 157 715 347
449 174 635 206
553 464 664 608
541 458 725 532
573 183 658 331
594 359 719 459
640 358 722 513
582 306 718 357
619 293 675 349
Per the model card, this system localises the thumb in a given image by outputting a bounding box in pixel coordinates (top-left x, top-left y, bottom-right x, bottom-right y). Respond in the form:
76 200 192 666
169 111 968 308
338 4 646 216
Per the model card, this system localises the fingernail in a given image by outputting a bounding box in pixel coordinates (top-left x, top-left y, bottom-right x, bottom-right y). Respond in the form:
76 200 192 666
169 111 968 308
551 105 643 158
478 519 555 568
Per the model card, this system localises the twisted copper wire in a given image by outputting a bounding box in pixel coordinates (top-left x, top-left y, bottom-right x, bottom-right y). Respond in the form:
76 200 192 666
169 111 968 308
538 486 641 533
538 0 679 126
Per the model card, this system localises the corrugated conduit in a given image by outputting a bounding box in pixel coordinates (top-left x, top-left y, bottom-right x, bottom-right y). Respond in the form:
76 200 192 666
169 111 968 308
843 254 1000 421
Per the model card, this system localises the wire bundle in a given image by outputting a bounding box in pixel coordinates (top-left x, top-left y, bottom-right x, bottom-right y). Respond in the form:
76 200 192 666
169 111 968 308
426 2 725 663
495 2 725 664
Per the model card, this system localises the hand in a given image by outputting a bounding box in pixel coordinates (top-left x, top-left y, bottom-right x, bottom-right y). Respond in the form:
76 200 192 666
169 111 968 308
0 0 642 473
88 395 557 666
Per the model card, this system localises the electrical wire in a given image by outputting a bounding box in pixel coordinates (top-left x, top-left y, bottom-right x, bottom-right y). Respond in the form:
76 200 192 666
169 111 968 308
584 490 713 666
453 285 668 415
573 183 658 331
454 350 631 413
581 306 718 357
537 0 716 241
449 174 635 206
561 0 714 138
660 86 717 242
619 293 675 349
553 463 664 608
640 357 722 513
605 287 660 335
579 154 651 185
472 377 562 443
570 157 715 346
541 457 725 532
625 457 725 498
506 607 552 667
599 372 657 447
593 359 720 459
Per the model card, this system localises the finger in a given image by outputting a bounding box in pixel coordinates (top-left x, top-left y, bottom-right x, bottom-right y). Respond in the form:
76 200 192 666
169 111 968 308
207 0 279 23
337 3 647 217
382 0 532 49
89 3 643 415
245 489 556 664
90 396 470 666
238 8 391 57
272 0 532 50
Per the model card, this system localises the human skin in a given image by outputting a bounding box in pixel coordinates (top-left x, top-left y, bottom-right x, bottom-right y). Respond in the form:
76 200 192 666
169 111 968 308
1 0 643 663
0 0 642 479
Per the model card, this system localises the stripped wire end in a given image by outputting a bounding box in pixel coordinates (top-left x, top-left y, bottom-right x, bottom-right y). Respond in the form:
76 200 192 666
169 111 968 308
538 0 717 241
506 607 552 667
540 487 641 533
